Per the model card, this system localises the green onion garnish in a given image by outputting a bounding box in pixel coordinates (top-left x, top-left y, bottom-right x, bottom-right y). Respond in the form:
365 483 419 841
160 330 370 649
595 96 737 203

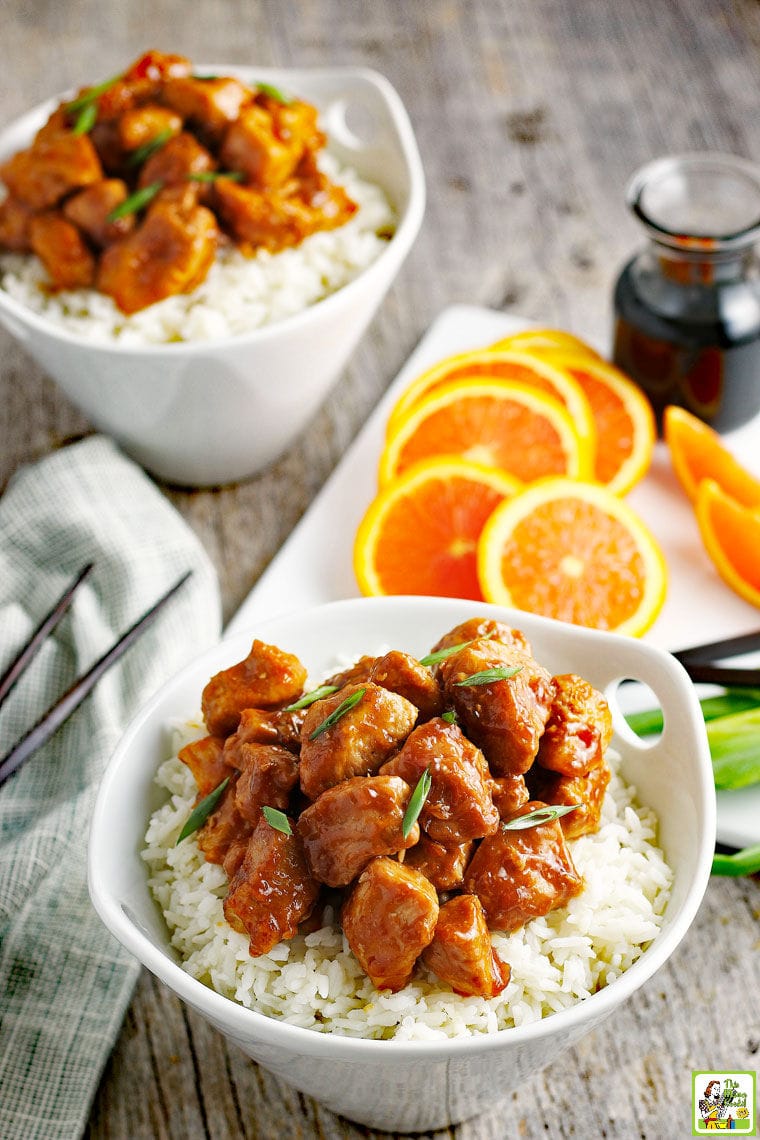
262 806 292 835
402 767 432 839
71 102 97 136
625 690 760 791
309 687 366 740
441 709 457 724
711 843 760 877
257 81 293 105
175 776 230 844
419 640 473 667
284 684 339 712
65 73 123 113
106 181 163 222
454 665 523 686
502 803 579 831
127 127 174 168
186 170 244 183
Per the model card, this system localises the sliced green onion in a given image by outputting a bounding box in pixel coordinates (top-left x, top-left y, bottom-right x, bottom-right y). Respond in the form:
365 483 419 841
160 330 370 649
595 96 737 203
625 689 760 737
309 687 366 740
126 127 174 167
454 665 522 687
71 102 97 136
441 709 457 724
257 81 293 105
65 73 123 113
419 640 473 667
502 803 579 831
262 806 292 835
106 181 163 222
402 768 432 839
284 684 339 712
711 843 760 877
186 170 244 183
625 691 760 791
176 776 230 844
708 707 760 789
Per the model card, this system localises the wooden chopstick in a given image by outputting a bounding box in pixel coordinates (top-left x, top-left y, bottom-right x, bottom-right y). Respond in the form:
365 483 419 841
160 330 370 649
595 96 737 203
0 563 94 709
0 570 192 790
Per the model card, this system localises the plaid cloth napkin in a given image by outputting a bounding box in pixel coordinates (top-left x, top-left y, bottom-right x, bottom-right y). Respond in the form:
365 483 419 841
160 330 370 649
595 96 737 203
0 436 222 1140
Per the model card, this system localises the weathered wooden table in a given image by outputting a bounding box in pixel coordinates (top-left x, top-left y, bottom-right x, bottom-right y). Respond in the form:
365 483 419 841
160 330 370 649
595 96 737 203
2 2 759 1136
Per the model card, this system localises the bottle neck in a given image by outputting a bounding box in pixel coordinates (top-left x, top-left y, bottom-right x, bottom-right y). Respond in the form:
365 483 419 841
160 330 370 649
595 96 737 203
650 239 754 286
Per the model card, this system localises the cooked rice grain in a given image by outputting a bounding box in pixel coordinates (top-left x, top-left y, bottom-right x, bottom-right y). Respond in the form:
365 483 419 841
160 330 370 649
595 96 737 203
142 723 673 1040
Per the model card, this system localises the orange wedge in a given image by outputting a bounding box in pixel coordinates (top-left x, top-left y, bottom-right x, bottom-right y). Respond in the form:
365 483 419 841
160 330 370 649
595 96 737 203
695 479 760 608
354 457 521 599
664 404 760 507
477 477 667 635
490 327 602 359
542 352 656 495
387 350 596 463
379 379 591 487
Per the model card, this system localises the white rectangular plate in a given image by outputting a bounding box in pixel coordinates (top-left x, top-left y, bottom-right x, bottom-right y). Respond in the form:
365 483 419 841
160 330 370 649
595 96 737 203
229 303 760 848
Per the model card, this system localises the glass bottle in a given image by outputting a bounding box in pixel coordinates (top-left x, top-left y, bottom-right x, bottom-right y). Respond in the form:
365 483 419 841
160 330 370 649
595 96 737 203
613 153 760 432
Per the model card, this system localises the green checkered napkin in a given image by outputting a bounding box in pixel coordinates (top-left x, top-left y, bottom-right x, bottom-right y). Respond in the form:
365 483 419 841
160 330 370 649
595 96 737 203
0 437 222 1139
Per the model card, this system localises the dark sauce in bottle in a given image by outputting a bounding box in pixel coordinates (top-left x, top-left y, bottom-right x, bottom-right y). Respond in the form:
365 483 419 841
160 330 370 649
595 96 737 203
612 154 760 433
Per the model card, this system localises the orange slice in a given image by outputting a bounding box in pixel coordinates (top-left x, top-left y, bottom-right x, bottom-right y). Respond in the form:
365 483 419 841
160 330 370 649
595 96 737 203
477 477 667 635
542 352 656 495
387 350 596 463
490 327 602 359
379 380 591 487
354 457 521 599
695 479 760 608
664 404 760 507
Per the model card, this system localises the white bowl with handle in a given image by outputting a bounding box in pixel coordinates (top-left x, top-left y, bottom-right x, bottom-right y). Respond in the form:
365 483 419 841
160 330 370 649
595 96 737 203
0 67 425 486
88 595 714 1132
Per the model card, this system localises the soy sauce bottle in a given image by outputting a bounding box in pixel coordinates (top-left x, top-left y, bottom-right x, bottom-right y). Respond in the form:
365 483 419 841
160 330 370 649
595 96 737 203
613 153 760 432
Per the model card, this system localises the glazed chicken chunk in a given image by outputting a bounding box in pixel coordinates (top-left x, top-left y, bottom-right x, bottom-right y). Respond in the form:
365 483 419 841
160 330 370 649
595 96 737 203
528 755 611 839
0 128 102 210
369 650 444 721
223 817 319 957
439 640 555 776
427 618 532 669
421 893 509 998
196 775 251 872
222 706 305 762
28 213 95 289
298 681 418 800
403 834 474 892
201 639 307 736
177 734 227 798
297 775 418 887
489 773 530 819
342 857 439 992
62 179 135 247
463 801 583 932
536 673 613 777
233 743 300 826
381 717 499 843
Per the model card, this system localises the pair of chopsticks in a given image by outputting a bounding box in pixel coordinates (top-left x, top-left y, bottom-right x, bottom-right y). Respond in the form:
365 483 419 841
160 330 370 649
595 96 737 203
0 564 191 790
673 629 760 688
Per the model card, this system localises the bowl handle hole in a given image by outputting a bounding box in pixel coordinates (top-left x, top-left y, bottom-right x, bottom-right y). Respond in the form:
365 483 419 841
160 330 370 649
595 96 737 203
323 96 381 150
606 677 664 751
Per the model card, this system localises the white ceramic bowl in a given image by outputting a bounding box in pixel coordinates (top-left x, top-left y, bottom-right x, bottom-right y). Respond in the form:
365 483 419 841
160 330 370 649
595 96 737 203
0 67 425 486
89 596 714 1132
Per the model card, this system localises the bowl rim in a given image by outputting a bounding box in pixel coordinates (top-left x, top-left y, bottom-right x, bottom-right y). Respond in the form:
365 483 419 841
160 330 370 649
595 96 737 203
89 595 715 1060
0 64 426 355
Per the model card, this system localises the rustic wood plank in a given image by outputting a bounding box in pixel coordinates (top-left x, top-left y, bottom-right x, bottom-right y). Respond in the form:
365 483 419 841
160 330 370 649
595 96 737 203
2 0 760 1136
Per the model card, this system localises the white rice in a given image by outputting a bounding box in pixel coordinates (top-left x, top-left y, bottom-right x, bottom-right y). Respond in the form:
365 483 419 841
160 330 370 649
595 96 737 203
0 154 394 344
142 717 673 1040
